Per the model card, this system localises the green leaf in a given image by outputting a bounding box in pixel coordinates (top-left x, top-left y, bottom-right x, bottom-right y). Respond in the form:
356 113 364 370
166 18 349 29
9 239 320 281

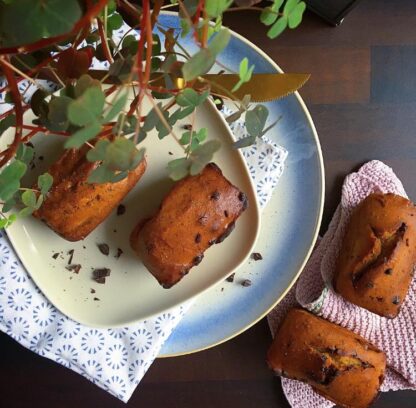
87 165 114 184
283 0 300 15
0 0 82 48
142 105 161 132
232 58 255 92
0 114 16 135
48 96 71 131
68 87 105 126
2 197 16 212
245 105 269 137
113 114 138 136
64 122 102 149
260 7 278 26
180 18 191 38
16 143 34 164
37 173 53 195
205 0 232 18
74 74 101 98
0 160 26 201
35 194 44 210
21 190 36 208
180 132 191 145
176 88 209 108
170 106 194 123
86 139 110 162
182 30 230 81
182 49 216 81
168 158 190 181
103 92 128 122
288 2 306 28
107 13 123 31
0 218 8 229
267 16 288 39
105 138 144 172
208 29 231 55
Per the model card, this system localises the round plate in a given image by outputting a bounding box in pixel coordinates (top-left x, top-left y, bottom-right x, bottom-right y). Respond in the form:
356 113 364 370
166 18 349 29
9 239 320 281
158 13 324 356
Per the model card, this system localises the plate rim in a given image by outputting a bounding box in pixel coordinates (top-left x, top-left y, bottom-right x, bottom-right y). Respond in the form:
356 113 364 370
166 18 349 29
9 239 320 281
4 97 261 328
157 11 325 357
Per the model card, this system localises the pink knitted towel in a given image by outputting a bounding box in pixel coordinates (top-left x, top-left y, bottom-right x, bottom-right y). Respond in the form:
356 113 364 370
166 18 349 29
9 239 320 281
267 160 416 408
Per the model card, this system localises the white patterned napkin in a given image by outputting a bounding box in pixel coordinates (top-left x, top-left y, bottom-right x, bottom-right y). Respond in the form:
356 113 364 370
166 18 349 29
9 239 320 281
0 113 287 402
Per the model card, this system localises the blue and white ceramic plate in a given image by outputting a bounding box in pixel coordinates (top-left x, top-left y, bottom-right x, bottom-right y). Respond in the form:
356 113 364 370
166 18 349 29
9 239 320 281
158 13 324 356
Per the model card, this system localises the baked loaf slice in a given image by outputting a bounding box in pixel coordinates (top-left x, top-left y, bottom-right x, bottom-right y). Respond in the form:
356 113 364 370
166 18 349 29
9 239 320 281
334 193 416 318
267 308 386 408
130 163 248 288
34 143 146 241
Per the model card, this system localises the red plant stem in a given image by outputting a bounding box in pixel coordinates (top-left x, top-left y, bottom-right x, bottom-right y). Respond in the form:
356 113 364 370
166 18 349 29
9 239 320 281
0 0 109 55
97 17 114 64
0 58 23 167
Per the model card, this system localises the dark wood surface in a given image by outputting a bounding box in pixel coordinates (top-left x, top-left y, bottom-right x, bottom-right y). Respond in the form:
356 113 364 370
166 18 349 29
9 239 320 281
1 1 416 407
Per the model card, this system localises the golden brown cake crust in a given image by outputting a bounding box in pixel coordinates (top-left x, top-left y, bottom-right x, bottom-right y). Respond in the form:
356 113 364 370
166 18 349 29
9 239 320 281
33 144 147 241
334 193 416 318
130 163 248 288
267 308 386 408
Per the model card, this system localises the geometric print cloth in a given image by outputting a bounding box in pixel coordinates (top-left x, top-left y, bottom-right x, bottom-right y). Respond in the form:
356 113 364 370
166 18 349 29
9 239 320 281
0 118 287 403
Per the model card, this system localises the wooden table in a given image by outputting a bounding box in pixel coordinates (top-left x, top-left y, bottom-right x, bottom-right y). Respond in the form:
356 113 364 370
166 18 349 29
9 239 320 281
1 0 416 406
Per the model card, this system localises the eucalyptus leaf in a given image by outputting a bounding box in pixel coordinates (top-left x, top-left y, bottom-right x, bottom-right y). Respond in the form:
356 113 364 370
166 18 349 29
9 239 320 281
233 135 257 149
68 87 105 126
64 122 102 149
0 160 26 201
167 158 190 181
16 143 34 164
48 95 71 131
2 197 16 213
245 105 269 137
21 190 36 208
103 91 128 122
74 74 101 98
18 207 34 218
37 172 53 195
86 139 110 162
0 114 16 135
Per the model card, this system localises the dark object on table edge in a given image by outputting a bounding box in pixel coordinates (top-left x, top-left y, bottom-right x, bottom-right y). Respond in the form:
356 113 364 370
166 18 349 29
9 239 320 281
305 0 363 26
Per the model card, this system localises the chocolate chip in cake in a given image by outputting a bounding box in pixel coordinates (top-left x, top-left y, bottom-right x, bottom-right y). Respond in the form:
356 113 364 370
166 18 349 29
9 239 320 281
115 248 123 259
193 254 204 266
398 222 407 233
65 264 81 274
376 297 384 302
252 252 263 261
117 204 126 216
198 214 208 225
67 249 74 264
392 295 401 305
238 192 248 210
384 268 393 275
406 238 410 247
208 239 216 246
225 273 235 283
366 281 374 288
97 243 110 256
241 279 252 287
52 253 60 260
195 233 201 243
224 210 229 218
210 191 220 201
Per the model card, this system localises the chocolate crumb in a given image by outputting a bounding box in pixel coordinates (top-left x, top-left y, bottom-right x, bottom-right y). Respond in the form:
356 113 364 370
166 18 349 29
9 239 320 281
241 279 252 287
65 264 81 274
384 268 393 275
252 252 263 261
90 288 96 294
195 233 201 243
52 253 59 260
93 297 100 301
193 254 204 265
115 248 123 259
392 295 401 305
94 277 106 284
117 204 126 216
26 142 34 148
210 191 220 201
82 245 86 249
113 229 117 233
221 287 224 292
183 124 192 130
93 268 111 279
38 155 44 161
168 151 173 155
67 249 74 265
226 273 235 283
97 243 110 256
